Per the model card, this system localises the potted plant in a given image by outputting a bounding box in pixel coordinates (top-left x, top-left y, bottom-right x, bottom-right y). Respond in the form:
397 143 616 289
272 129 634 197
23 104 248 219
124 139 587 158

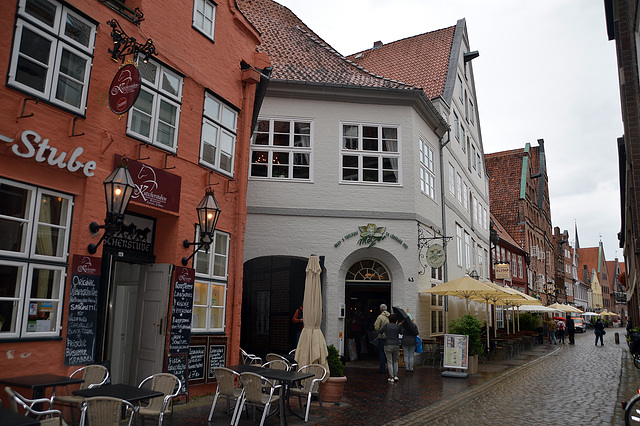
318 344 347 403
449 314 483 374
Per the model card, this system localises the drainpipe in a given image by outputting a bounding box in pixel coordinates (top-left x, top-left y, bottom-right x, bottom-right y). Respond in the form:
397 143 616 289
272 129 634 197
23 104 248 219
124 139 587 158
439 129 450 323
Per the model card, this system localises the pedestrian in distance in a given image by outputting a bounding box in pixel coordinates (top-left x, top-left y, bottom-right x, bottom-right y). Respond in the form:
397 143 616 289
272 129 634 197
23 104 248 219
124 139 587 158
292 304 304 345
374 304 390 374
594 318 605 346
548 318 558 344
378 313 402 383
401 317 419 375
567 317 575 345
557 319 566 344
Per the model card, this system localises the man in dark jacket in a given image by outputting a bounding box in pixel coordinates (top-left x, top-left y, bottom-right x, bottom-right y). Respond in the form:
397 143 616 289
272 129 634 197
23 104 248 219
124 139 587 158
567 317 575 345
594 318 605 346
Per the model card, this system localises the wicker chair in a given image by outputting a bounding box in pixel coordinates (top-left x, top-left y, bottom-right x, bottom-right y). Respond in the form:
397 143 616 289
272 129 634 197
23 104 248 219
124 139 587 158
234 372 281 426
54 364 109 425
261 359 290 371
208 367 243 424
6 386 68 426
137 373 180 426
288 364 327 423
79 396 135 426
240 348 262 365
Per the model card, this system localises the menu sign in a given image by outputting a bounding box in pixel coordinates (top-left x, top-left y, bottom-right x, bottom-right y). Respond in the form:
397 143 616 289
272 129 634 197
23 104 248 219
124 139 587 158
208 345 226 379
188 345 206 381
64 255 100 366
443 334 468 370
169 267 195 355
167 354 188 395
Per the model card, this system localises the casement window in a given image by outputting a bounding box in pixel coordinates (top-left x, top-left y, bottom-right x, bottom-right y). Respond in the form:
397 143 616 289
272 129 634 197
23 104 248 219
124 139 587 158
8 0 96 115
472 146 477 170
430 279 444 334
462 182 469 211
454 112 460 141
192 230 229 332
200 92 237 176
471 239 477 270
340 123 400 184
458 75 464 102
477 154 482 177
419 138 436 199
448 164 455 195
456 173 462 203
251 119 312 180
483 207 488 230
473 197 479 224
464 232 471 269
0 179 72 338
461 127 466 152
193 0 216 40
456 224 463 267
469 99 475 124
127 60 183 152
518 256 523 278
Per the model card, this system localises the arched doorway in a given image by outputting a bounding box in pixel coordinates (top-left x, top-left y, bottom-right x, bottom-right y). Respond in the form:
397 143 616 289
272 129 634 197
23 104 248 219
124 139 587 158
344 259 391 361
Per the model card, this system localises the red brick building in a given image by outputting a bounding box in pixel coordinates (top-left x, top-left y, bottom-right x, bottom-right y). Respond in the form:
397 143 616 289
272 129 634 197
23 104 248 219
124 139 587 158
0 0 268 398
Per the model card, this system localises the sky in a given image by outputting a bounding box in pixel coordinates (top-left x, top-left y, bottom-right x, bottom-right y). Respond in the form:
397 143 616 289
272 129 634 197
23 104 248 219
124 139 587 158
275 0 624 261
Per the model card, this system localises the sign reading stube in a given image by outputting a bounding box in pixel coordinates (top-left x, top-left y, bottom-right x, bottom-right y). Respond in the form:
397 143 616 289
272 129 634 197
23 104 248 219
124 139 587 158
109 64 141 114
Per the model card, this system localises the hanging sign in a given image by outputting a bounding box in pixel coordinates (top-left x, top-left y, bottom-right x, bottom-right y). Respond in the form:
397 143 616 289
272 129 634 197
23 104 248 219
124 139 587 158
109 64 141 114
495 263 511 280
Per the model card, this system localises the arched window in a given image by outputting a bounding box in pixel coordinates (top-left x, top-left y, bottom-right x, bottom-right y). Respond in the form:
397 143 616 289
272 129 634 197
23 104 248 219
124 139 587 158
345 259 390 282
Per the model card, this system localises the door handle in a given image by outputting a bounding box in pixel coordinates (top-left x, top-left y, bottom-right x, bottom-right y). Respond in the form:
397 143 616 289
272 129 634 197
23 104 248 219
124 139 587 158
154 318 163 335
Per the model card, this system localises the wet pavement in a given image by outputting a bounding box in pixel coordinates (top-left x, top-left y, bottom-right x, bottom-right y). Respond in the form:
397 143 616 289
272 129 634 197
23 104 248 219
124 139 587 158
161 327 638 425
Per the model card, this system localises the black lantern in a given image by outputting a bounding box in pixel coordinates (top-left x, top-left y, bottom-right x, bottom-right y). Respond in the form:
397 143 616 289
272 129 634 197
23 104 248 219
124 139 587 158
182 189 222 266
88 160 136 254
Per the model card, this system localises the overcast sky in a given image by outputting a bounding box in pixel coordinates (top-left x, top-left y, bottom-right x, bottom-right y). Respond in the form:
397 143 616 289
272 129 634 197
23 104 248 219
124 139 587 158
276 0 624 261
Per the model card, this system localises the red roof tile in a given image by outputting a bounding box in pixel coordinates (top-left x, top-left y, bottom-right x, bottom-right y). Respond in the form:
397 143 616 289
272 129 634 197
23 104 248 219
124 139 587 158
346 27 456 99
237 0 419 90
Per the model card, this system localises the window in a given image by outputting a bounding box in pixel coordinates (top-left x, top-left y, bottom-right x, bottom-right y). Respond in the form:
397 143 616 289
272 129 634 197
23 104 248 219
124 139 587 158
448 164 455 195
464 231 471 269
461 127 466 152
456 224 463 267
458 75 463 102
192 230 229 332
483 207 488 230
456 173 462 203
477 154 482 176
430 280 444 334
127 60 183 152
0 179 72 338
454 112 460 141
419 138 435 199
340 123 400 184
469 99 475 124
472 196 478 223
462 182 469 211
471 239 477 270
477 244 483 277
193 0 216 40
8 0 96 115
251 119 312 179
200 92 237 175
512 253 517 276
472 146 477 170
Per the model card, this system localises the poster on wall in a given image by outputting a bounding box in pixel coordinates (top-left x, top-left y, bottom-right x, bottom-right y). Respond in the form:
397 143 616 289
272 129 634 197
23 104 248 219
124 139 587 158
64 255 101 366
443 334 468 370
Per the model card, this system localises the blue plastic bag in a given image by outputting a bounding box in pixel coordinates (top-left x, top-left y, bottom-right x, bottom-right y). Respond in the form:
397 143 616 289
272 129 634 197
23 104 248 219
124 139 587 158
415 335 423 353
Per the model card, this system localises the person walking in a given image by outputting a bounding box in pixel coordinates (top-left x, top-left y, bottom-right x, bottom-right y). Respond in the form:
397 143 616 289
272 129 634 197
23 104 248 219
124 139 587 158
594 318 605 346
401 317 419 375
548 318 558 344
567 317 575 345
374 304 390 374
557 319 566 344
378 313 402 383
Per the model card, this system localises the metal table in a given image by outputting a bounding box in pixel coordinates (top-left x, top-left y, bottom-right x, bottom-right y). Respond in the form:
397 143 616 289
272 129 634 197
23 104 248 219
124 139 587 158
73 383 163 403
229 365 314 426
0 406 40 426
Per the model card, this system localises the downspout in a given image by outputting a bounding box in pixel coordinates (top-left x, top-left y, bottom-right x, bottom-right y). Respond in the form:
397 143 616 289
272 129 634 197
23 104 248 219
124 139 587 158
439 129 451 325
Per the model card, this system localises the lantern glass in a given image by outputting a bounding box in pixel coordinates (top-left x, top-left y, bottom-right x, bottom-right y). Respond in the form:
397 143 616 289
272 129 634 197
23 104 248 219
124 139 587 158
104 164 136 216
196 190 221 239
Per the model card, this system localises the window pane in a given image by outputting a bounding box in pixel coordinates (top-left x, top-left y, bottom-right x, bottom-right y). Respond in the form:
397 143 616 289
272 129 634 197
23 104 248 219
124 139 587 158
0 264 22 298
58 49 86 82
205 96 220 119
202 121 218 149
20 28 51 64
55 49 86 107
130 91 153 137
193 282 208 305
221 106 236 130
192 306 206 328
138 61 157 85
0 184 31 253
25 0 57 28
156 100 177 147
195 250 210 275
16 29 51 92
343 125 358 149
250 151 268 177
64 13 91 47
161 71 180 96
211 306 223 329
253 133 268 145
30 268 60 298
35 225 63 256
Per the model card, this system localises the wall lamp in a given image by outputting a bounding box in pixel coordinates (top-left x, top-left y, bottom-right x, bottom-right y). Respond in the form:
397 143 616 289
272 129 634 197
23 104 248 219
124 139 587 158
108 18 157 63
88 160 136 254
182 188 222 266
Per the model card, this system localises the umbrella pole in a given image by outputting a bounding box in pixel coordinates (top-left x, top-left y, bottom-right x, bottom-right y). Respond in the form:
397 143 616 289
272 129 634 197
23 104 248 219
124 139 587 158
486 302 490 353
517 307 521 332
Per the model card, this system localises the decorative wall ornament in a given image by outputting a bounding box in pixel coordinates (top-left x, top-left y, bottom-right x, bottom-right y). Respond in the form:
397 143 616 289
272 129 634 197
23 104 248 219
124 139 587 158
417 223 452 275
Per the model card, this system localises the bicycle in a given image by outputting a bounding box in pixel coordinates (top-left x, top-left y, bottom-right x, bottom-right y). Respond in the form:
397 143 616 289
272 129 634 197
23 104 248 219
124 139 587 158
628 331 640 369
624 332 640 424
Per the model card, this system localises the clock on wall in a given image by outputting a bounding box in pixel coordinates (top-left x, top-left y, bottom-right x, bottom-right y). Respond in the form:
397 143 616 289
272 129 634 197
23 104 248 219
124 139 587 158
426 244 446 268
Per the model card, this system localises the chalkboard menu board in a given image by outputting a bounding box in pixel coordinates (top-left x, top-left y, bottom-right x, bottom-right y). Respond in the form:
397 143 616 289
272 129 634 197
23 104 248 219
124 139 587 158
167 354 188 395
188 345 206 381
169 267 195 354
64 255 101 366
208 345 226 379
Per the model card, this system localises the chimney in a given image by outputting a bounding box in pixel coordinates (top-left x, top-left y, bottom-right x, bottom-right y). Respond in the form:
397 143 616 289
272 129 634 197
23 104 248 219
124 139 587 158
373 41 383 49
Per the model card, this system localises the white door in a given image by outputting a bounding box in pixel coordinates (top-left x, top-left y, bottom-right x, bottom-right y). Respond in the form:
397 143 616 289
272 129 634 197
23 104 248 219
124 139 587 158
130 263 172 385
110 285 138 384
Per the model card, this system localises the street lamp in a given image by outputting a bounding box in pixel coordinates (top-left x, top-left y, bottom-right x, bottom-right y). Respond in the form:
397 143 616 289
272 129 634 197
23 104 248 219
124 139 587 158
88 159 136 254
182 188 221 266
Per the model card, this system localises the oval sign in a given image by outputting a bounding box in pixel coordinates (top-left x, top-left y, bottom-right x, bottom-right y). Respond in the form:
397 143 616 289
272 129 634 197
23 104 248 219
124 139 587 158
109 64 141 114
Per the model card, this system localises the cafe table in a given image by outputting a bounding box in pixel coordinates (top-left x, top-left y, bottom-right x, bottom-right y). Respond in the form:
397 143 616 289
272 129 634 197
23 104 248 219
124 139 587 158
229 364 314 426
0 373 84 401
73 383 164 404
0 406 40 426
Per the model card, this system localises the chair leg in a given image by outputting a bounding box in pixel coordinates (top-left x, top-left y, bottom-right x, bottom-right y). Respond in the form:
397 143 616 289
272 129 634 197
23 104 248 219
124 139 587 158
233 398 246 426
305 392 313 423
318 393 323 416
259 402 271 426
230 395 243 426
208 391 220 421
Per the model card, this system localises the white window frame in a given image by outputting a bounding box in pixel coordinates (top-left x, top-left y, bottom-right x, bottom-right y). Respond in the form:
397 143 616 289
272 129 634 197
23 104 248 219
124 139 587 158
127 60 183 153
464 232 471 270
461 127 466 152
192 0 216 40
472 146 477 170
454 112 460 141
192 230 229 332
462 182 469 211
469 99 475 124
340 123 401 185
472 196 478 224
456 225 463 267
8 0 96 115
250 118 313 180
448 164 455 195
458 75 464 102
200 92 237 176
456 173 462 203
419 137 436 199
0 179 72 339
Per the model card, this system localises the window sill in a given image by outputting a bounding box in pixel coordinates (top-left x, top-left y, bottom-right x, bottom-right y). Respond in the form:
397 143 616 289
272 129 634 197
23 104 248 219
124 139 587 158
0 335 63 343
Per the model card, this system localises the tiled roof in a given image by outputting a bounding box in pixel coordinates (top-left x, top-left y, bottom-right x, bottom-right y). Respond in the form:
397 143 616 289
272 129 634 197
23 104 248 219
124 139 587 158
346 26 456 99
485 149 526 247
236 0 419 90
490 213 523 251
577 247 600 275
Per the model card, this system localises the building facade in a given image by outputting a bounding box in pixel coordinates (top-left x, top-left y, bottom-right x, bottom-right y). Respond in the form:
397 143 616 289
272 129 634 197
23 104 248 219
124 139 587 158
0 0 268 397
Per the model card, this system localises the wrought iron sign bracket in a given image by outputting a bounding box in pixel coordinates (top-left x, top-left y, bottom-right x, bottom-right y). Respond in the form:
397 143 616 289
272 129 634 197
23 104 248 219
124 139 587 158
18 98 38 119
417 223 452 275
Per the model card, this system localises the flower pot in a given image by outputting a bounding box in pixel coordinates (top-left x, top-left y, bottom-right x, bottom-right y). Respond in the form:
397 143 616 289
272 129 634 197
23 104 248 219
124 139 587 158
319 376 347 403
467 354 479 375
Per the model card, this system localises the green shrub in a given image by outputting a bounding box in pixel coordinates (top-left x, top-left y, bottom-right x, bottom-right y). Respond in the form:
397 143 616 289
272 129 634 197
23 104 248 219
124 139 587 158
518 312 542 331
326 344 344 377
449 314 483 356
